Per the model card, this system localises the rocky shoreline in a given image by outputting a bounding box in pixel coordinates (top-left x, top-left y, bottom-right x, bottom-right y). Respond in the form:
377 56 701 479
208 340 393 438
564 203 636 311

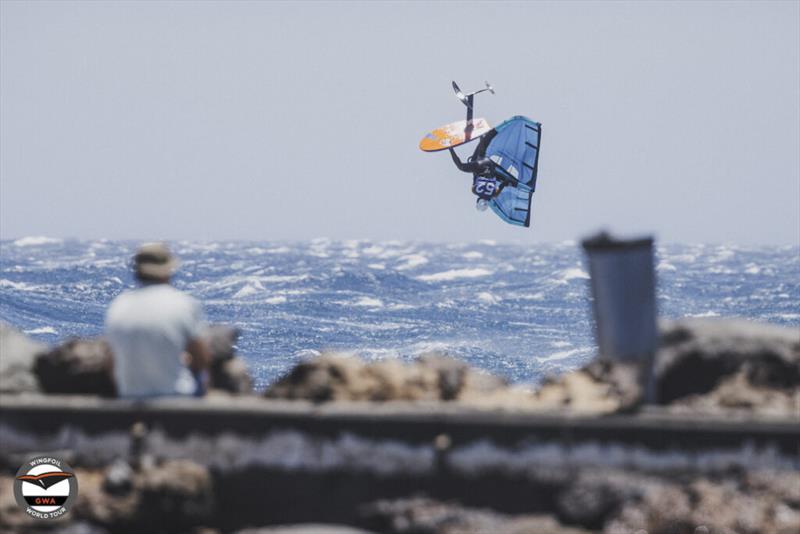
1 318 798 533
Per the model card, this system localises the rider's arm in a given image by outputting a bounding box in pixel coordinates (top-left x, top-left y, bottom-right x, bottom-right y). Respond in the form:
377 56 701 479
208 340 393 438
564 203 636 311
449 148 473 173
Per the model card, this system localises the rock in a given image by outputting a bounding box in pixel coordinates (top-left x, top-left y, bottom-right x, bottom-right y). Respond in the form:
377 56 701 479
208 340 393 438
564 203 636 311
204 324 240 361
416 353 469 400
204 325 253 395
534 360 642 415
605 481 693 534
359 497 590 534
583 359 644 409
264 353 373 402
264 353 511 404
0 323 45 393
234 525 374 534
77 460 214 533
103 458 134 496
212 357 253 394
655 318 800 412
556 470 644 530
73 468 139 529
137 459 214 530
668 370 800 417
34 338 117 397
605 471 800 534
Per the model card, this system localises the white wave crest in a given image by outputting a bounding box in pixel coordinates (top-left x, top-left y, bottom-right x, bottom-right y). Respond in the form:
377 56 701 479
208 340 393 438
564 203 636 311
476 292 501 305
362 246 385 257
13 236 62 247
396 254 428 271
24 326 58 335
536 347 585 363
517 292 545 301
352 297 384 308
260 275 309 284
555 267 589 283
0 279 37 291
687 311 720 318
417 268 493 282
233 281 265 299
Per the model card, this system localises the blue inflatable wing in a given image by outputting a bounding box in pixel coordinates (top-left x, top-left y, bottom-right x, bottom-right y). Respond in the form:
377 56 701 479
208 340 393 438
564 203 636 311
484 116 541 227
491 184 535 227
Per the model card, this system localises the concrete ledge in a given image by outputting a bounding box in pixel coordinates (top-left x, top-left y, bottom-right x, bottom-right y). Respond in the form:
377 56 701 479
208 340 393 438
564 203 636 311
2 394 798 455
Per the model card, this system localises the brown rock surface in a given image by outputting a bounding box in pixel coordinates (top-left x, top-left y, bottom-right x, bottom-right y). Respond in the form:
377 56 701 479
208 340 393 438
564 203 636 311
534 359 643 414
605 471 800 534
264 353 513 404
234 526 374 534
204 325 253 394
656 318 800 416
75 459 214 533
359 497 590 534
34 337 117 397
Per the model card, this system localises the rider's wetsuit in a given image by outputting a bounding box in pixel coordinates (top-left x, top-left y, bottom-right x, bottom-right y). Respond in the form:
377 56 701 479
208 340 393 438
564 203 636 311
449 148 505 201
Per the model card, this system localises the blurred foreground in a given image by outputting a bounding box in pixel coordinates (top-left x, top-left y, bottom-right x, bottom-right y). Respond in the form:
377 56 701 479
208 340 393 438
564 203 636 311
1 317 798 533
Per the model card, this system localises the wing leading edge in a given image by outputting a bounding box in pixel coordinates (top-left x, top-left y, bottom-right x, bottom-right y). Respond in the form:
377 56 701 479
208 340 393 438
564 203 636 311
484 116 541 227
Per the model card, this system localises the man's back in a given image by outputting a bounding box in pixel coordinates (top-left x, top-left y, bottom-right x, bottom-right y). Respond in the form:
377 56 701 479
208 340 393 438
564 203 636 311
106 284 204 397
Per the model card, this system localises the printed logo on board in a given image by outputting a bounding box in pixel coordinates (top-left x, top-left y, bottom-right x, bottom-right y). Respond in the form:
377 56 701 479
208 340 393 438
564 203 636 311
13 456 78 520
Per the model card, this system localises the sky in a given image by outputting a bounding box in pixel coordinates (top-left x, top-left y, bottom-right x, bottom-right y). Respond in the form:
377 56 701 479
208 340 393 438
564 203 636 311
1 1 798 245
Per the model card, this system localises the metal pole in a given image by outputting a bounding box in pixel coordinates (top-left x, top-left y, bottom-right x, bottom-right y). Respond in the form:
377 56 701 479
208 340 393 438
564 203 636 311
581 232 658 401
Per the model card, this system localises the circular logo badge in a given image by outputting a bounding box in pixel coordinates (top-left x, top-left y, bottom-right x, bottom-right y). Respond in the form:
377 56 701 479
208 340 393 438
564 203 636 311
13 456 78 520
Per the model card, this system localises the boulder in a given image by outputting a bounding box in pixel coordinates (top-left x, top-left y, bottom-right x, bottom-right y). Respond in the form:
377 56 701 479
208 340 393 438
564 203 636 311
234 526 374 534
34 337 117 397
264 353 375 402
655 318 800 411
667 370 800 417
77 460 214 533
204 325 252 394
137 459 214 530
358 497 590 534
0 323 45 393
606 473 800 534
264 353 510 403
534 359 643 414
553 468 658 530
103 459 134 496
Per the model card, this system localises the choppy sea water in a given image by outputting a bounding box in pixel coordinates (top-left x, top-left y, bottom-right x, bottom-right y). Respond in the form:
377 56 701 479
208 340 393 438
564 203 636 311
1 237 798 390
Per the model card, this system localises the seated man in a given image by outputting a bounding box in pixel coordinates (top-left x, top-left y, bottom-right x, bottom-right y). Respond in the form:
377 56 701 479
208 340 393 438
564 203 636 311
105 243 211 398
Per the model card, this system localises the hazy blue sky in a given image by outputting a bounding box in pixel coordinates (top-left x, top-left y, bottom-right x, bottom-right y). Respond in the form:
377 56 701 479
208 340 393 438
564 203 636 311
1 1 798 244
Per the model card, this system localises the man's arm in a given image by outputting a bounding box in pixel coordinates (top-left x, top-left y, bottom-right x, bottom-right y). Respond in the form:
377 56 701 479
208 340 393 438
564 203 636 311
185 337 212 373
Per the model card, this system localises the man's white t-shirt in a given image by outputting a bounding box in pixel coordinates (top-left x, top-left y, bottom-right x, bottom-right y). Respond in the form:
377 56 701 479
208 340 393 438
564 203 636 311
105 284 205 398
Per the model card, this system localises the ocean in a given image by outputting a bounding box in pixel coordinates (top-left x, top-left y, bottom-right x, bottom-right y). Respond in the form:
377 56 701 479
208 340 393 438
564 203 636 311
1 237 798 390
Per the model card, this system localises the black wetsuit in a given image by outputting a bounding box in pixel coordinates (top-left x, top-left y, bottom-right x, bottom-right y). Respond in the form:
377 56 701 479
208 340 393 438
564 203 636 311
449 147 504 201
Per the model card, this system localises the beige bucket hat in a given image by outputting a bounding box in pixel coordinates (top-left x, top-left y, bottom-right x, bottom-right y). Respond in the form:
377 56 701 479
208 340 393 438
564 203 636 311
133 242 178 280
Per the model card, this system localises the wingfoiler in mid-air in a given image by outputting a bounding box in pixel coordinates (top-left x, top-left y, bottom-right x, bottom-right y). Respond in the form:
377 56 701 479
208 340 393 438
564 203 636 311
419 82 542 227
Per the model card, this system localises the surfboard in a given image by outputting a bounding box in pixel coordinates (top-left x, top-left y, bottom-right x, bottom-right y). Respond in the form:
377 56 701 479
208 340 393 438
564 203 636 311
419 118 492 152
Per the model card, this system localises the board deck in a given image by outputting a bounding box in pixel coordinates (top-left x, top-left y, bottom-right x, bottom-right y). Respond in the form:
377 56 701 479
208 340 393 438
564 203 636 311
419 118 492 152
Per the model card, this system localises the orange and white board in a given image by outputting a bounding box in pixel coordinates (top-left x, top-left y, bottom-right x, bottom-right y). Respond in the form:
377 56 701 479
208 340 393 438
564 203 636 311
419 118 492 152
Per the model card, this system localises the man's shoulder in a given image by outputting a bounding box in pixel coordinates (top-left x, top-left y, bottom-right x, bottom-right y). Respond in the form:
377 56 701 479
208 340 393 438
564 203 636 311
143 285 200 309
109 285 198 313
